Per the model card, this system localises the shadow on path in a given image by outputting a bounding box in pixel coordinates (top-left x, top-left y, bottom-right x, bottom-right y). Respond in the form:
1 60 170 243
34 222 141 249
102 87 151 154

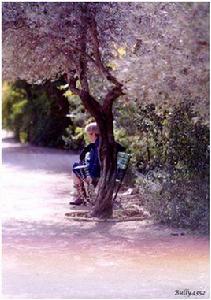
2 137 79 175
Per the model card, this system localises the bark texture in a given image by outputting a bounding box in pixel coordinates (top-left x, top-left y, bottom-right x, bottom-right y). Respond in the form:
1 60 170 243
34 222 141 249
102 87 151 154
92 112 118 218
92 140 117 218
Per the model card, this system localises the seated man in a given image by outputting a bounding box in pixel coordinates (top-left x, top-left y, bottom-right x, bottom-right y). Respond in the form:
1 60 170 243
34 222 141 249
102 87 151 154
69 122 100 206
69 122 126 206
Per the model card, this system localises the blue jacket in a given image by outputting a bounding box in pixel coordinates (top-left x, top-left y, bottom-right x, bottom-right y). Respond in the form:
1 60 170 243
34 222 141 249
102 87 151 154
80 138 125 179
80 138 101 178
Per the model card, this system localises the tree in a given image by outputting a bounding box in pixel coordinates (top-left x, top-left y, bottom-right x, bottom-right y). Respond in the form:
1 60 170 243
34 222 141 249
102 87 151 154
2 2 209 218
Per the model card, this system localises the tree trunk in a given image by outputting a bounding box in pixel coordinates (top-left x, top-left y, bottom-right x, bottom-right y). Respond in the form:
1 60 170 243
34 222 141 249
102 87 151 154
90 107 117 218
92 136 117 218
78 91 118 218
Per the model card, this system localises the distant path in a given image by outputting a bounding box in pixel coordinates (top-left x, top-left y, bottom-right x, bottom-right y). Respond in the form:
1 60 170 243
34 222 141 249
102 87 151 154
1 136 210 299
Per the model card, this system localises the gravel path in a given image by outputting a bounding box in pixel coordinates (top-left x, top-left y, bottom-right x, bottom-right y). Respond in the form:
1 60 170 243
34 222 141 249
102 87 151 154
1 136 210 299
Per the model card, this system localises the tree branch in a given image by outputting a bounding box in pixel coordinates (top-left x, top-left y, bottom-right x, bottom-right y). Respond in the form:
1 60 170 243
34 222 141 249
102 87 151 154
103 86 124 112
64 71 105 120
79 4 89 92
88 13 123 112
79 90 103 122
88 15 122 88
69 79 81 96
63 72 81 96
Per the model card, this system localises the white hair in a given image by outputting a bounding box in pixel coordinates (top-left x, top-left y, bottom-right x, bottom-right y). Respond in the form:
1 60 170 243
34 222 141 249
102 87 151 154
85 122 99 134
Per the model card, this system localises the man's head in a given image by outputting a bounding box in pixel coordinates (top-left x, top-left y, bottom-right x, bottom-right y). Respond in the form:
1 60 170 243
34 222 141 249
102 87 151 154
85 122 99 143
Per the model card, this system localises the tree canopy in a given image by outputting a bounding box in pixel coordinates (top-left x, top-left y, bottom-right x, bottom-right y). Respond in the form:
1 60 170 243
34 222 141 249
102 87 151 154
3 2 209 119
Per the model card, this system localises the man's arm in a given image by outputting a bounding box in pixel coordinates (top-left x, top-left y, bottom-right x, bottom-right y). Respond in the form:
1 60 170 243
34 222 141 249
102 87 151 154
80 143 94 161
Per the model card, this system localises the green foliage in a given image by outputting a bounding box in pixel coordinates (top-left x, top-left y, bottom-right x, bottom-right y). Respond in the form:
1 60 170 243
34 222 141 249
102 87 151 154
167 103 209 177
114 98 209 231
114 99 209 176
62 89 94 150
2 80 70 147
3 82 28 138
62 125 85 150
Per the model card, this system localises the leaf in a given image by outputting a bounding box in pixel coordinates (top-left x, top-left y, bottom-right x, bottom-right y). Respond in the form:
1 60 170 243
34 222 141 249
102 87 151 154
117 47 126 57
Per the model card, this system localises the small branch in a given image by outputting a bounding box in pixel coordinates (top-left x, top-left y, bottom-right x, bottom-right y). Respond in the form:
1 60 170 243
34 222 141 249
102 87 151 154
64 71 105 116
63 72 81 96
79 90 103 122
103 86 123 112
69 79 81 96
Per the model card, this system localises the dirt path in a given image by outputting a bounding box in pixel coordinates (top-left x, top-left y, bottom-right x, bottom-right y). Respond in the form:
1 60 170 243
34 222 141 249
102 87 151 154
1 136 210 299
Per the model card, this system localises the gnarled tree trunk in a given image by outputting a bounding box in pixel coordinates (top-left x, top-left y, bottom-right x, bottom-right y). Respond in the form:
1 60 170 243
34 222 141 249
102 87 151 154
78 92 118 218
92 113 117 218
93 140 117 218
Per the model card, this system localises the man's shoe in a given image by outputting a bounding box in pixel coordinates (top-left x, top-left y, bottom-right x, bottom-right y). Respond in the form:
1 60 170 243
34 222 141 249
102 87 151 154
69 198 84 206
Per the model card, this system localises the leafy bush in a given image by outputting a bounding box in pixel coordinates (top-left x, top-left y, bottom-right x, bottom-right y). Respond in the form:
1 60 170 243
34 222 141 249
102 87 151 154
114 98 209 231
137 170 209 232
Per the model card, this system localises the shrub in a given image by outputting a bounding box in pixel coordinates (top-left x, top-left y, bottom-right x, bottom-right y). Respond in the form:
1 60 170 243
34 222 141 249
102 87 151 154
114 99 209 231
138 170 209 232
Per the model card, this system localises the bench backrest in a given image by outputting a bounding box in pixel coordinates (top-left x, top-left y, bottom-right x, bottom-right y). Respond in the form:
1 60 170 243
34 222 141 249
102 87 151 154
116 152 131 181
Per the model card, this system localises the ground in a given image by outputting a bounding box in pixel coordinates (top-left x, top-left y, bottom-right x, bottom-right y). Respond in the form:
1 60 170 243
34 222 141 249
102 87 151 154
1 133 210 299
